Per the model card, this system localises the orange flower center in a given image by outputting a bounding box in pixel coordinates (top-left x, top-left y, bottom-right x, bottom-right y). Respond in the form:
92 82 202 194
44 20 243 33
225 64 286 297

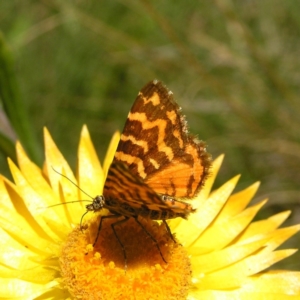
60 214 192 299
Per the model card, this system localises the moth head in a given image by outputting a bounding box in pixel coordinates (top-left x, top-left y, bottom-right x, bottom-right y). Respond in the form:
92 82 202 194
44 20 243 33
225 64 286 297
86 195 105 212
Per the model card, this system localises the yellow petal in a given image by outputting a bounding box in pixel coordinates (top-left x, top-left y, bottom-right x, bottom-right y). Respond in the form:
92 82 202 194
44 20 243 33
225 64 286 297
189 289 300 300
16 142 60 208
218 182 260 218
197 154 224 205
77 125 104 197
192 175 241 231
103 131 120 177
260 225 300 251
7 158 66 242
0 278 58 298
193 200 267 251
174 175 240 247
43 127 81 223
242 271 300 294
194 249 298 290
238 211 291 241
0 226 45 270
0 264 57 284
190 237 270 273
15 142 75 231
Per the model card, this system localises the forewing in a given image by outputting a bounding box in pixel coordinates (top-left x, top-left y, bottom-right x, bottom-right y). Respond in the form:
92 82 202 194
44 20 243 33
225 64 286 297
113 80 211 198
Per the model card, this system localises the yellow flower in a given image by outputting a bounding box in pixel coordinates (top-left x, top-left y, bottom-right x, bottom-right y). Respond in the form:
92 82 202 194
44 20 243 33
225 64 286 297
0 126 299 299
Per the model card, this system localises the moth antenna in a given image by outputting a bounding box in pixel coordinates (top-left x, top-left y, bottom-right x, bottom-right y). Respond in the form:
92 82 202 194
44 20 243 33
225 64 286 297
40 199 92 209
51 166 94 199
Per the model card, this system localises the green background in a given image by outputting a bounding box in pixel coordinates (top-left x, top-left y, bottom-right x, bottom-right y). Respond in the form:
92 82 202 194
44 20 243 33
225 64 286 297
0 1 299 270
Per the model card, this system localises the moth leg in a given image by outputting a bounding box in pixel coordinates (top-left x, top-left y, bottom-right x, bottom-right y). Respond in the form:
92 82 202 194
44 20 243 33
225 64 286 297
80 211 89 232
163 219 177 243
93 214 121 247
110 216 130 271
134 217 167 264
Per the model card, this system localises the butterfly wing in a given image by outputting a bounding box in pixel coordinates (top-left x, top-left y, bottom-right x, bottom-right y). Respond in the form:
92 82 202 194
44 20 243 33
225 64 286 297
113 80 211 198
104 162 192 215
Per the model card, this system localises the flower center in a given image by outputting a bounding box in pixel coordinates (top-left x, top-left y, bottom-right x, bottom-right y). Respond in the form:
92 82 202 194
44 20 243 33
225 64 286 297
60 214 192 299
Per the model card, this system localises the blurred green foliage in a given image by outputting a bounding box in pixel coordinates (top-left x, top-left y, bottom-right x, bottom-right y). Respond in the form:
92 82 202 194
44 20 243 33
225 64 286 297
0 0 299 269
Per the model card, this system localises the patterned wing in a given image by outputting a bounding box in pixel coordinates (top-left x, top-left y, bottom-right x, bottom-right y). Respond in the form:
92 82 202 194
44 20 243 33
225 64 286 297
113 80 211 198
103 162 193 215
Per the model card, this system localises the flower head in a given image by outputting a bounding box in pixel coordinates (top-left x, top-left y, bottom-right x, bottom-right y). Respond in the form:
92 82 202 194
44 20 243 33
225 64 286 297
0 126 299 299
